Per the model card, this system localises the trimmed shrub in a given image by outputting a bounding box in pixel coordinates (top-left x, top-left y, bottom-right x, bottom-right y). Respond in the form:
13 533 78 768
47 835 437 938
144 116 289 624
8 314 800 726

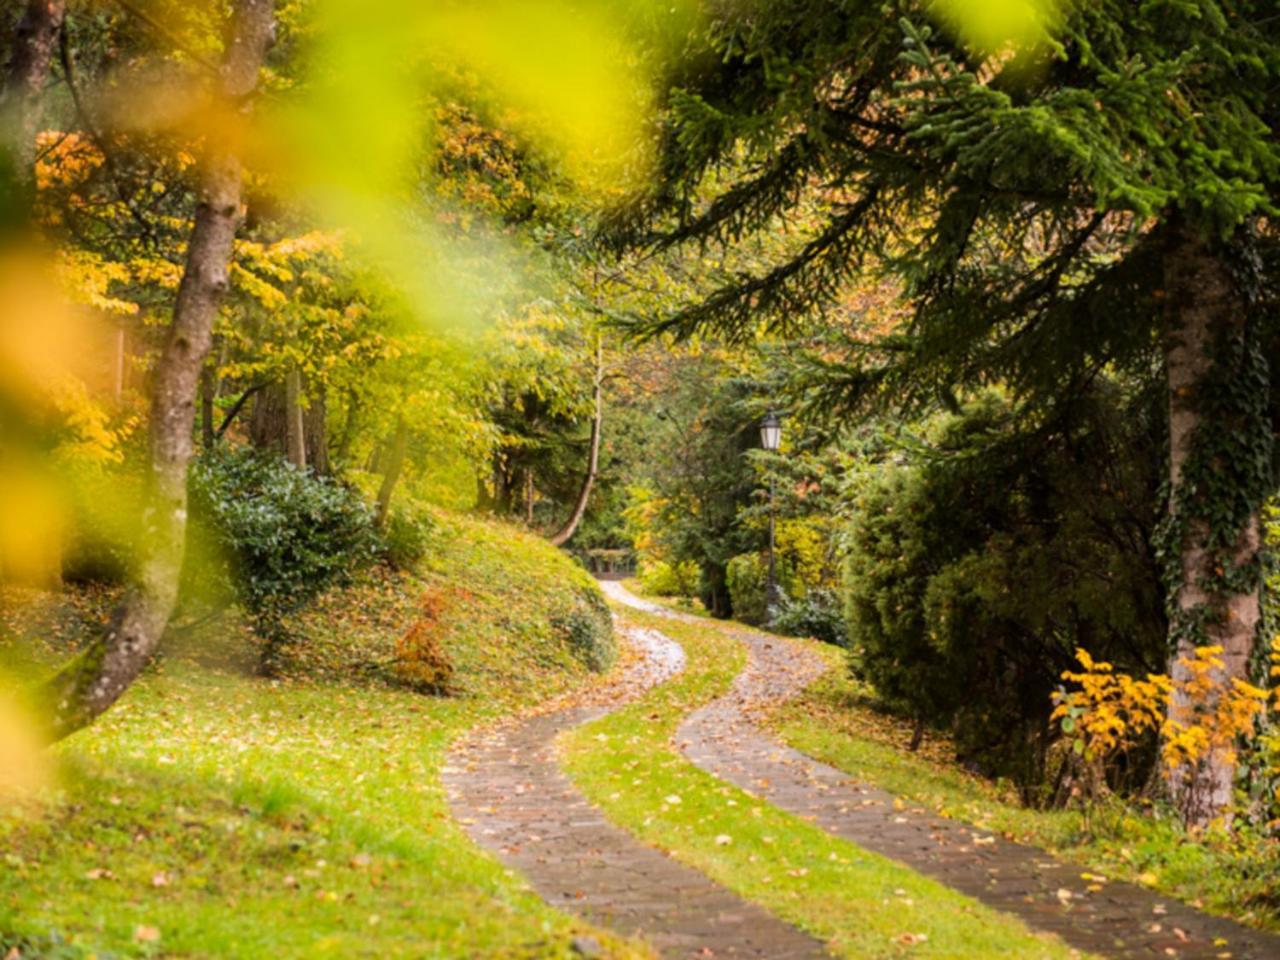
188 447 380 670
552 584 615 673
841 391 1166 791
770 588 847 646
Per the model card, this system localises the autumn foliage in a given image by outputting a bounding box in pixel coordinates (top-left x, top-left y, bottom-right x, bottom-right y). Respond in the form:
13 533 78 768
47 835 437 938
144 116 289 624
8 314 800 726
1053 639 1280 824
393 587 457 693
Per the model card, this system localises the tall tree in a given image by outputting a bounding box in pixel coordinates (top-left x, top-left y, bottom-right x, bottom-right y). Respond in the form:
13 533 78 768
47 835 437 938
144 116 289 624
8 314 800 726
44 0 276 739
610 1 1280 822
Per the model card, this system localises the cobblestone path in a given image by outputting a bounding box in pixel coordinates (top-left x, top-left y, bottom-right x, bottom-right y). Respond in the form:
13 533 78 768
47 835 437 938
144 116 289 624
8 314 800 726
607 582 1280 960
443 589 829 959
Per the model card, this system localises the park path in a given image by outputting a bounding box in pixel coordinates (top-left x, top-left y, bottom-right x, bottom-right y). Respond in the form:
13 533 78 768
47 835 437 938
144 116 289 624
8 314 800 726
608 582 1280 960
442 582 828 959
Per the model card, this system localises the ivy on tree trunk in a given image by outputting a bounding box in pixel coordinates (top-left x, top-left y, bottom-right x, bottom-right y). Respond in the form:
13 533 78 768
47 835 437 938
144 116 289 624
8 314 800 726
1160 222 1271 825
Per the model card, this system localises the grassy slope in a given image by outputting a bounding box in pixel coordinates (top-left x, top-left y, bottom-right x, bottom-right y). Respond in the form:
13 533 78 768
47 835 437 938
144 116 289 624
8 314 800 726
0 511 645 960
772 642 1280 933
560 603 1090 960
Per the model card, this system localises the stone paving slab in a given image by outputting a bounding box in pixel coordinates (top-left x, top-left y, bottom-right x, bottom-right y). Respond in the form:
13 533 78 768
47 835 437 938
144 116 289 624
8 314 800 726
443 601 830 960
607 583 1280 960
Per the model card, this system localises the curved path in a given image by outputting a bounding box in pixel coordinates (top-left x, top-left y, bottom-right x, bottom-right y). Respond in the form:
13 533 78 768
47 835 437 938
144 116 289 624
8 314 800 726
608 582 1280 960
443 581 828 959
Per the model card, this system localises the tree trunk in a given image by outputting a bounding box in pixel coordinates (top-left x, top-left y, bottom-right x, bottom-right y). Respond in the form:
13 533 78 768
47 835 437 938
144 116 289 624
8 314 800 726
42 0 275 741
284 368 306 469
250 374 324 471
199 363 216 448
334 388 360 467
249 380 286 451
2 0 67 179
909 717 926 753
375 416 408 528
548 337 604 547
474 473 494 512
216 382 264 439
1161 222 1268 826
303 379 328 475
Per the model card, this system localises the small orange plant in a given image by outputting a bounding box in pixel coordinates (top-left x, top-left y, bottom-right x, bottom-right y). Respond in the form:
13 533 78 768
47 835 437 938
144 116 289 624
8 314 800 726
393 587 455 693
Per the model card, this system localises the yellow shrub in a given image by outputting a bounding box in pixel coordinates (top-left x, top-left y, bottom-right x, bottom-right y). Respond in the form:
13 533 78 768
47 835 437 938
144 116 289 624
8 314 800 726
1052 638 1280 812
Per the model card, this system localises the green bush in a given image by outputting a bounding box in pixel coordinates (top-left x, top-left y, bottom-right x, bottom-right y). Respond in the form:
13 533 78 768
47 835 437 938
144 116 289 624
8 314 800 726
725 551 799 625
842 391 1166 792
637 558 700 598
380 505 436 571
552 584 616 673
188 448 380 668
770 588 847 646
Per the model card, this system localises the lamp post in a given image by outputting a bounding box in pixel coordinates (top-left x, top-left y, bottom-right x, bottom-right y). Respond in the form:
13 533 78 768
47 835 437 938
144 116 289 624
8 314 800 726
759 412 783 617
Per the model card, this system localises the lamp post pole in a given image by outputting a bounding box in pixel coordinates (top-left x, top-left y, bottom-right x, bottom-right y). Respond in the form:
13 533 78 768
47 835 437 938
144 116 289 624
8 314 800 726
767 470 778 609
759 412 783 618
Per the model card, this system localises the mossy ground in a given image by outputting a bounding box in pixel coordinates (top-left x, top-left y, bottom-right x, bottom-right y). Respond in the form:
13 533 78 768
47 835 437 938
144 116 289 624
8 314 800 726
0 512 640 959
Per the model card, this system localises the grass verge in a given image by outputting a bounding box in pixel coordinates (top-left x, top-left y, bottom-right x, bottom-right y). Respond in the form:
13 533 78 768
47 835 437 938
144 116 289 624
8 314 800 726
771 642 1280 934
0 512 643 959
559 603 1091 960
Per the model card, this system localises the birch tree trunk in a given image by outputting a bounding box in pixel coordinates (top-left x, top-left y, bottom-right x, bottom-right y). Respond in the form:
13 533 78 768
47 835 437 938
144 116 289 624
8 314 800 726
1161 222 1267 826
43 0 276 741
549 337 604 548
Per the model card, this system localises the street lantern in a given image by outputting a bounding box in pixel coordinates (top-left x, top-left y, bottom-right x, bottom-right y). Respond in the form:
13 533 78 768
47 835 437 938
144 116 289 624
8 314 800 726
760 411 782 452
759 412 784 620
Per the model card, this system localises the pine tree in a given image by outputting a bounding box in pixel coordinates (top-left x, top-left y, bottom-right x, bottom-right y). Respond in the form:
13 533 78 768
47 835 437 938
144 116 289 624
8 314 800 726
609 0 1280 823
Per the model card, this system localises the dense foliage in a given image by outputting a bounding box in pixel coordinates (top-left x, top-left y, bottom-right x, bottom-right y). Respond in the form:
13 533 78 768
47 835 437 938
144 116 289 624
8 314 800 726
188 448 380 669
843 391 1167 793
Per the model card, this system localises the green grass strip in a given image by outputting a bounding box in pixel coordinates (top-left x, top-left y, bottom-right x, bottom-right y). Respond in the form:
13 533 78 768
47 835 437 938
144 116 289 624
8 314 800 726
560 605 1091 959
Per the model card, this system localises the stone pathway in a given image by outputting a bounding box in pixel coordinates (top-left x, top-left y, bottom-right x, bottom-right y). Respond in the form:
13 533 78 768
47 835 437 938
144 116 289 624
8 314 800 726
443 589 829 959
608 582 1280 960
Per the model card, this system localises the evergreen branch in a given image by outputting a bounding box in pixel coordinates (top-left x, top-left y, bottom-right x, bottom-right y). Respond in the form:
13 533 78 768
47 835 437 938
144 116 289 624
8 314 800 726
639 185 883 343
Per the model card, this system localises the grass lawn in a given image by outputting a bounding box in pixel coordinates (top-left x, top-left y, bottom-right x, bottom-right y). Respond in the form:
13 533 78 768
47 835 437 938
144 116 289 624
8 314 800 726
770 641 1280 934
0 512 646 960
559 602 1092 960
